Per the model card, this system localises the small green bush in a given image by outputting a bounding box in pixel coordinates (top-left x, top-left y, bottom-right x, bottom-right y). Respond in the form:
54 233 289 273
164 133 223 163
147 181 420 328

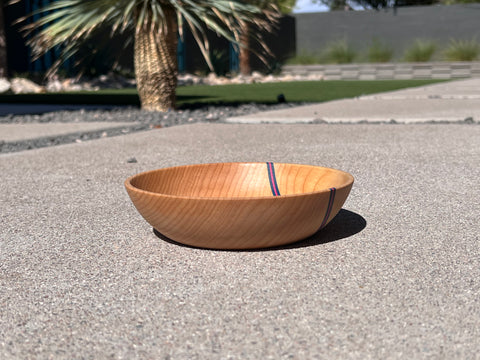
285 51 321 65
367 40 393 63
403 40 436 62
444 39 480 61
322 39 357 64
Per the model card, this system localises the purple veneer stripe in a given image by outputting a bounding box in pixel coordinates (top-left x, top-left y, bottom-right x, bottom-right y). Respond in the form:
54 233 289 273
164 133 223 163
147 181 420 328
319 187 336 229
267 162 281 196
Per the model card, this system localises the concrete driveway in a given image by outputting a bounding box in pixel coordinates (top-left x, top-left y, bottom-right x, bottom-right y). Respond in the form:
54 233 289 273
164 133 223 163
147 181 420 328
1 122 479 358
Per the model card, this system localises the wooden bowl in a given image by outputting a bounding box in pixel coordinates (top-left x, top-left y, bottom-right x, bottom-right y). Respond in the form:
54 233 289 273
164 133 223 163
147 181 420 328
125 162 354 249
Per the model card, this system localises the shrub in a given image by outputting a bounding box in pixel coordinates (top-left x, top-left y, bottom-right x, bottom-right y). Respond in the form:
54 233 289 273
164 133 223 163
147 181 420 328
367 40 393 63
285 51 321 65
444 39 480 61
403 40 436 62
322 39 357 64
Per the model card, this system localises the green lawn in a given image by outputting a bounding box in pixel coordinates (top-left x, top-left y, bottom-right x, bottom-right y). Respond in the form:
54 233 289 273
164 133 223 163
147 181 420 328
176 80 446 105
0 79 447 108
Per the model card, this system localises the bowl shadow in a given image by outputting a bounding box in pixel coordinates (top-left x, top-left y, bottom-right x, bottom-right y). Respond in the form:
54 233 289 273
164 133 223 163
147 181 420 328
279 209 366 250
152 209 366 251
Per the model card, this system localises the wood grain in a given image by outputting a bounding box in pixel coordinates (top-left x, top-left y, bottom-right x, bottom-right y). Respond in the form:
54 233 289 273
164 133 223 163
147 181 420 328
125 162 354 249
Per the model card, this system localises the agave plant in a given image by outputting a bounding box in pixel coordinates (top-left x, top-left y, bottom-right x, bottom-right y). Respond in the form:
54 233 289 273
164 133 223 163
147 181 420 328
20 0 277 111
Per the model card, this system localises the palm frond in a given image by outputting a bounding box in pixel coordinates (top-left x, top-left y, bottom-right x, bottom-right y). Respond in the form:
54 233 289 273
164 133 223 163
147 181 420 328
21 0 280 75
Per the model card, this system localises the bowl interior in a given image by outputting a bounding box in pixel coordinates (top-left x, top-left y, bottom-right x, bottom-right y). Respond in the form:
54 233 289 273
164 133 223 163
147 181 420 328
129 162 353 199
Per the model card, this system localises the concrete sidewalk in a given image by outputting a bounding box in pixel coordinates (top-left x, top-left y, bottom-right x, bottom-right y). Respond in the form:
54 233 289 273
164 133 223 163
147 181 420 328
1 123 479 358
226 78 480 124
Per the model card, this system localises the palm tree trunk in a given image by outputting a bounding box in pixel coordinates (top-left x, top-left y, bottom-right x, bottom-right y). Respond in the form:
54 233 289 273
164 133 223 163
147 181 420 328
134 6 178 111
239 22 251 76
0 0 8 78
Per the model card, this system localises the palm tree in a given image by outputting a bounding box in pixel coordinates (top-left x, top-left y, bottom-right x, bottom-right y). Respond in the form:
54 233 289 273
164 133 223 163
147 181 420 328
21 0 277 111
238 0 295 76
0 0 8 78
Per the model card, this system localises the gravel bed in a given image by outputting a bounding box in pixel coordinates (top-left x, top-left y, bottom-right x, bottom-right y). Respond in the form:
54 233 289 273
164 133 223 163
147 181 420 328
0 103 303 153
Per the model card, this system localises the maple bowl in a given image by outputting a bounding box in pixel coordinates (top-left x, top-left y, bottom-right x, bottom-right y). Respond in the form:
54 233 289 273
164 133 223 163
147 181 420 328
125 162 354 249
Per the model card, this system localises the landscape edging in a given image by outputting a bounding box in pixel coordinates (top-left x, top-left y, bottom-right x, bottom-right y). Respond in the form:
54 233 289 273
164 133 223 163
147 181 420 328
282 62 480 80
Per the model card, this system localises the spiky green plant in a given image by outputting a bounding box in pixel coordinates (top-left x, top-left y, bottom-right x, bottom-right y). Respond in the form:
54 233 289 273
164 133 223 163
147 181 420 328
322 39 356 64
444 39 480 61
19 0 277 111
403 40 436 62
367 40 393 63
285 51 321 65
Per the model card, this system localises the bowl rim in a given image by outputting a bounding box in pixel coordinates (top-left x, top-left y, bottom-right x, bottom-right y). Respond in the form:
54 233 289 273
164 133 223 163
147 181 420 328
125 162 354 201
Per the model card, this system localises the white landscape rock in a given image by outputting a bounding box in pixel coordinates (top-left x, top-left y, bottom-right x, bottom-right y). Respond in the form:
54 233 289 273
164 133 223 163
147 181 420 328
0 78 11 93
11 78 45 94
206 73 218 84
251 71 263 81
46 79 64 92
12 71 324 94
64 79 95 91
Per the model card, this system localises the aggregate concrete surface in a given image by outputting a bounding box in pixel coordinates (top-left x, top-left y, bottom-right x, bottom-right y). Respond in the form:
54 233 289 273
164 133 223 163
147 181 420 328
1 123 479 359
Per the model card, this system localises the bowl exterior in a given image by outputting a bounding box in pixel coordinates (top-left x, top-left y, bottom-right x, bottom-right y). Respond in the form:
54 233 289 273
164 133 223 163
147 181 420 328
125 181 352 249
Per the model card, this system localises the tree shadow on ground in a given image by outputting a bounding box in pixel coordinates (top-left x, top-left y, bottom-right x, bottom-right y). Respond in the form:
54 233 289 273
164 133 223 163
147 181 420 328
0 93 213 106
176 100 279 110
153 209 366 252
